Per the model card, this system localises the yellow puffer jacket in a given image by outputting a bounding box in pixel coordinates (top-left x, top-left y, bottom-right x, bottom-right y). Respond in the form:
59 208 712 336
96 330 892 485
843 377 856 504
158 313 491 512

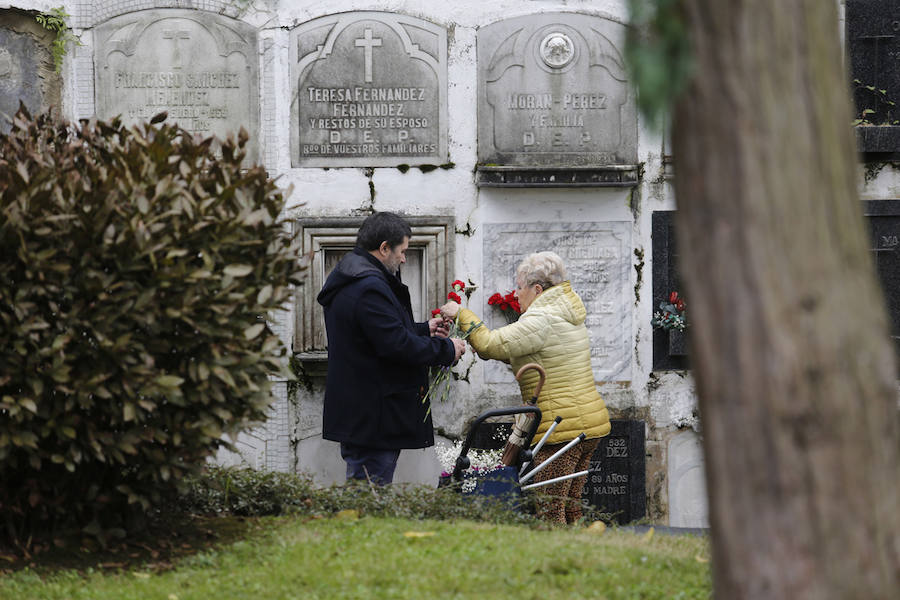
458 281 610 445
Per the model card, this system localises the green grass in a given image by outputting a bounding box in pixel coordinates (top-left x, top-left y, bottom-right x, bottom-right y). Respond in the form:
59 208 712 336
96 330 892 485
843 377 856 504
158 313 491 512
0 516 711 600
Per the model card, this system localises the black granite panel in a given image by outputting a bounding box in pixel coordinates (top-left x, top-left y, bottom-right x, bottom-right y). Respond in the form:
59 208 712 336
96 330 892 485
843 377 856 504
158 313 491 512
653 204 900 369
864 200 900 362
651 211 689 370
847 0 900 151
583 420 646 525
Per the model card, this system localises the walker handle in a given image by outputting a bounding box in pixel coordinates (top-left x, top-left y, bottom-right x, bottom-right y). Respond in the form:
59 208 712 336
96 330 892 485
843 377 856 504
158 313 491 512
516 363 546 404
452 406 542 481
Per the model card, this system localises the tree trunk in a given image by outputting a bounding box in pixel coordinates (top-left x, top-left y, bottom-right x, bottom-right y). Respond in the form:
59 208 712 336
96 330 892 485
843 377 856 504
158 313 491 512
671 1 900 598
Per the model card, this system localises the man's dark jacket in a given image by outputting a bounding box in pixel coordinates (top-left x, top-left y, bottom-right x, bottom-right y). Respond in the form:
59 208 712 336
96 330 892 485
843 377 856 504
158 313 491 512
316 248 455 449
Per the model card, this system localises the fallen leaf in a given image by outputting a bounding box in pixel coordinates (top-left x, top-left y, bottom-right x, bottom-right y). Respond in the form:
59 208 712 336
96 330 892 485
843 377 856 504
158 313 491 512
695 554 709 563
586 521 606 535
641 527 655 543
402 531 435 538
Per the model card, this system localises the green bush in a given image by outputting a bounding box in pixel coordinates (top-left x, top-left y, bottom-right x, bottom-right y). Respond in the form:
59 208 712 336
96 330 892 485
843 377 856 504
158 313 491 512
179 466 547 526
0 107 305 544
181 466 318 517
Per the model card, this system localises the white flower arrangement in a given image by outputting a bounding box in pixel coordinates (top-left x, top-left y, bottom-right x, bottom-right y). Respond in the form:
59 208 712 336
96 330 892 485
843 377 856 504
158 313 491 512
435 429 507 493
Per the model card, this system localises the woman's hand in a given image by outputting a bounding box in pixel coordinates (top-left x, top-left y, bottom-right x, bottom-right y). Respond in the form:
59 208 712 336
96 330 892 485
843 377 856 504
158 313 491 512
440 300 460 319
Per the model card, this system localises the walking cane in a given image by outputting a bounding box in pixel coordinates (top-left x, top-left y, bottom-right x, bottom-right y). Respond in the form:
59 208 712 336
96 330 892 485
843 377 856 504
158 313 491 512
500 363 546 466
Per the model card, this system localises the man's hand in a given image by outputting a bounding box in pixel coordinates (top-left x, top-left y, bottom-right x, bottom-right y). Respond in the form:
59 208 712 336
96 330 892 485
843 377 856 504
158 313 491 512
451 338 467 362
440 301 460 319
429 316 450 338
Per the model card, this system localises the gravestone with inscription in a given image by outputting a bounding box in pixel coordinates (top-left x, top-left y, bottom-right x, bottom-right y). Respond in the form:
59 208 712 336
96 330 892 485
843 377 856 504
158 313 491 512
483 222 632 383
290 12 447 167
476 13 637 185
864 200 900 361
0 9 62 133
94 10 260 163
583 420 646 525
847 0 900 152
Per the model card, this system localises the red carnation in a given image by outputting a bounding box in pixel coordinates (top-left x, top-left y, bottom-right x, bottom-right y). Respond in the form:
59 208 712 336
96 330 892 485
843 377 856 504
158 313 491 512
499 301 510 311
510 299 522 314
452 279 466 291
675 299 686 312
669 291 679 304
431 308 441 317
488 293 503 305
447 291 462 303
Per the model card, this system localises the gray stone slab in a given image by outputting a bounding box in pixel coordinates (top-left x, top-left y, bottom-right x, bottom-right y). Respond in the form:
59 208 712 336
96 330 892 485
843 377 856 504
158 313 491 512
0 10 62 133
94 9 260 163
667 430 709 528
290 11 448 167
477 13 637 167
482 222 632 383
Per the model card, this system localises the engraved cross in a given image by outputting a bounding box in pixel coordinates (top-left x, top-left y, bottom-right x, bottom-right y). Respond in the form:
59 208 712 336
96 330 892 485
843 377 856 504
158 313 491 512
163 29 191 69
355 28 382 83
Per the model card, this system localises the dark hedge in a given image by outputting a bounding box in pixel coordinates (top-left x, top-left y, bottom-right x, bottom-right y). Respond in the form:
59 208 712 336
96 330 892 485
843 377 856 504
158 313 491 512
0 107 305 544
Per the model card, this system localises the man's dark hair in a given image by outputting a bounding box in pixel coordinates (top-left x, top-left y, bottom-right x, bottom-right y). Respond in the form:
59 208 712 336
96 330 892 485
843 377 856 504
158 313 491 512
356 212 412 251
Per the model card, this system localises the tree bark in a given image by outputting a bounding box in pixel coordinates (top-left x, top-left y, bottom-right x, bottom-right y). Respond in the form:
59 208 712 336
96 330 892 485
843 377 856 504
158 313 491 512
671 1 900 598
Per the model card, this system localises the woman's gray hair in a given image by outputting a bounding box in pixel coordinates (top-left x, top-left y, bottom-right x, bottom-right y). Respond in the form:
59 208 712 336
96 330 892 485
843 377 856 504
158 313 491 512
516 251 567 289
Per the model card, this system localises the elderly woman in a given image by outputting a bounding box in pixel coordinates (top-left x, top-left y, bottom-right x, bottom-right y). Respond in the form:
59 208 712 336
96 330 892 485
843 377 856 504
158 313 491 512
441 251 610 524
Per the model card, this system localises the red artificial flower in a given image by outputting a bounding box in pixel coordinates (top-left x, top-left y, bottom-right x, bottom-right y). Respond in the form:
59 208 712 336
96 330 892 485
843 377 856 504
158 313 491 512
487 293 503 306
431 308 441 317
675 299 686 312
447 291 462 303
669 291 679 304
452 279 466 292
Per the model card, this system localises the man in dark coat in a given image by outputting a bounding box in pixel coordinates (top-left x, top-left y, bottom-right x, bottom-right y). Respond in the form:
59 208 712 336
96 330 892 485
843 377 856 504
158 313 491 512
317 212 466 484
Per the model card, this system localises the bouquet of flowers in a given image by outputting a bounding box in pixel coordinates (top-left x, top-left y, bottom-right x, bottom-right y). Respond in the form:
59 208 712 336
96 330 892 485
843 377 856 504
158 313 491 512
422 279 481 416
652 291 687 331
487 290 522 324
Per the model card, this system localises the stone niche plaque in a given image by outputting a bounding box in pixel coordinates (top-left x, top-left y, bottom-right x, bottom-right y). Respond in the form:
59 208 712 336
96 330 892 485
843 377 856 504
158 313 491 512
483 223 632 383
847 0 900 152
583 420 646 525
0 9 62 133
290 12 447 167
477 13 637 186
668 430 709 528
94 10 260 163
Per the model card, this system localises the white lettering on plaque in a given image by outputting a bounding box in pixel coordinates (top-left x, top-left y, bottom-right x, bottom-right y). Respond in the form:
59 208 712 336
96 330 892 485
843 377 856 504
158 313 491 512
290 12 448 167
94 10 260 164
477 13 637 167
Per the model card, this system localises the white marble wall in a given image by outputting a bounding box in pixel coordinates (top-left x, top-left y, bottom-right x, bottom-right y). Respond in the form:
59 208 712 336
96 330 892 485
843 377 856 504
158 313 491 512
7 0 718 520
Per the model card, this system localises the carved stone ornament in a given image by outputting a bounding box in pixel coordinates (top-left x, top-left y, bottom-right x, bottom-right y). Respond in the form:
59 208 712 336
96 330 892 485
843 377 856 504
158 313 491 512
539 32 574 69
